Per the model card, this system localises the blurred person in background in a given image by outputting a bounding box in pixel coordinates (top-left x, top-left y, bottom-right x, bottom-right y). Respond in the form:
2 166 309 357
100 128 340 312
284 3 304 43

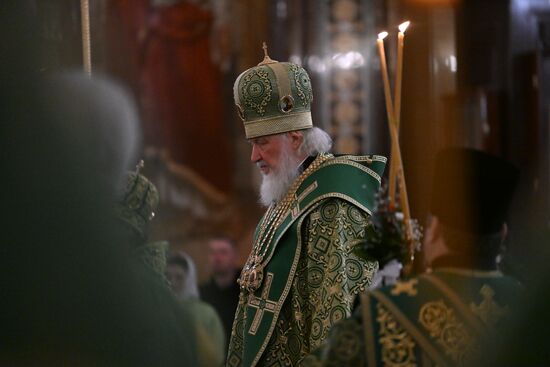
199 237 241 352
0 4 198 363
116 163 169 284
0 70 198 366
167 251 226 366
475 215 550 365
116 165 207 366
304 148 523 367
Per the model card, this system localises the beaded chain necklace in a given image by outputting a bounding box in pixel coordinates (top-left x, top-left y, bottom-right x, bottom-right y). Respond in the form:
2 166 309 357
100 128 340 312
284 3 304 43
238 153 331 293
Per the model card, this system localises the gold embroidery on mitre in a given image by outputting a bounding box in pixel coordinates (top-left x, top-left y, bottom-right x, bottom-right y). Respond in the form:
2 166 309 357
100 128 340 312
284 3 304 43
418 300 473 365
391 279 419 297
241 68 272 116
470 284 509 327
376 303 417 367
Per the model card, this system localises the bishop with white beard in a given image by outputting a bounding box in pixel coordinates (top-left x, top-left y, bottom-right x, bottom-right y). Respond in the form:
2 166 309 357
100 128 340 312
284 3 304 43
227 45 386 367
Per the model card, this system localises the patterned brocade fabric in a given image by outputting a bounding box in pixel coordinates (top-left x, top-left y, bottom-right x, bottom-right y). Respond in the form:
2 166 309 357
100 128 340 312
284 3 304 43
303 303 420 367
303 297 466 367
302 317 366 367
303 270 522 367
254 198 378 366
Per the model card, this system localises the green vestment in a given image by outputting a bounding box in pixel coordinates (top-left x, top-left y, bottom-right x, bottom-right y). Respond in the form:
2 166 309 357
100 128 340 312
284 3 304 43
227 154 386 366
304 268 523 367
184 298 226 367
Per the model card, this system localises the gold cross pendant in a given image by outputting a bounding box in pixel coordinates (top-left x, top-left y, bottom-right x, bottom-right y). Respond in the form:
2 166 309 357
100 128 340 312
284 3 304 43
248 272 277 335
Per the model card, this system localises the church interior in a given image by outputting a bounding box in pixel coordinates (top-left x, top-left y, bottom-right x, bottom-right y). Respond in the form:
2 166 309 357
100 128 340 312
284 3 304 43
99 0 549 281
2 0 550 365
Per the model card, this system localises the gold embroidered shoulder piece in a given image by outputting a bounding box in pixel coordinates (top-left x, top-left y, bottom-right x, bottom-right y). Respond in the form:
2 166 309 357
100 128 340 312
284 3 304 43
418 300 474 366
376 302 417 367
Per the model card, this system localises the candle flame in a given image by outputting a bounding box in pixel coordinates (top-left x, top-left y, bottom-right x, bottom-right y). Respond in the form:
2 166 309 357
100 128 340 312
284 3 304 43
398 21 410 33
378 31 388 40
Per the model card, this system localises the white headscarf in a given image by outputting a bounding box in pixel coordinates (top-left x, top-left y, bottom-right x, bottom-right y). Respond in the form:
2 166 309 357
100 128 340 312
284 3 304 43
171 251 200 300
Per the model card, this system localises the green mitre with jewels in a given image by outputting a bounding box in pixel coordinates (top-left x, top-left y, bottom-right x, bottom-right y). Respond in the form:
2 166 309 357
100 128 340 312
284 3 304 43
116 162 170 283
233 43 314 139
116 161 159 239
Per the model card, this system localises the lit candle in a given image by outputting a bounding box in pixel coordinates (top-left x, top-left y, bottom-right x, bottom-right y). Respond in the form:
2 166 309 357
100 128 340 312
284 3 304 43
386 113 413 243
389 21 410 208
377 31 400 209
397 162 413 243
376 32 394 124
394 21 410 125
377 29 413 243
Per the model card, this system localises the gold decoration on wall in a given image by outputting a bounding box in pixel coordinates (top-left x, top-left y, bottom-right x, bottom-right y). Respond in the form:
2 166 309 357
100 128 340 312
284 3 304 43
330 0 363 154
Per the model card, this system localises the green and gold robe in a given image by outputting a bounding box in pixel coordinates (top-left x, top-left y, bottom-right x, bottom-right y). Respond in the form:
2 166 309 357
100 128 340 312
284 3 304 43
227 154 386 366
304 267 523 367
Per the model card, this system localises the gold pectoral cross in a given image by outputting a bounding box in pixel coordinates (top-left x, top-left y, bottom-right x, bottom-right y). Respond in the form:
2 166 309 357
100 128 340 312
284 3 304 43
248 272 277 335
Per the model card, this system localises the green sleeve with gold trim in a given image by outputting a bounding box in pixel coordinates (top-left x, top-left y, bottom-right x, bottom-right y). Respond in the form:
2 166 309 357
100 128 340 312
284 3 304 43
301 197 378 352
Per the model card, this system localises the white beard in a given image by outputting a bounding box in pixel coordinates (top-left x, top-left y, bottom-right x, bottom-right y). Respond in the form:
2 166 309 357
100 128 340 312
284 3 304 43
259 148 301 207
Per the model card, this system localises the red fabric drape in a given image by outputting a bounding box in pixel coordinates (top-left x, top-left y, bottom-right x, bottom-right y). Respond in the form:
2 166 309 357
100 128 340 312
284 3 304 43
109 1 233 193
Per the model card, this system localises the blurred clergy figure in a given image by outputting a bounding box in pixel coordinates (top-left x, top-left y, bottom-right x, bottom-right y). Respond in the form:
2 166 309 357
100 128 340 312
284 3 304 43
304 148 523 367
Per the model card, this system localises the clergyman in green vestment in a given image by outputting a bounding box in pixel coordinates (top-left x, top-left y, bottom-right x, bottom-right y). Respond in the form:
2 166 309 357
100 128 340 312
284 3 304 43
304 148 523 367
226 46 386 367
